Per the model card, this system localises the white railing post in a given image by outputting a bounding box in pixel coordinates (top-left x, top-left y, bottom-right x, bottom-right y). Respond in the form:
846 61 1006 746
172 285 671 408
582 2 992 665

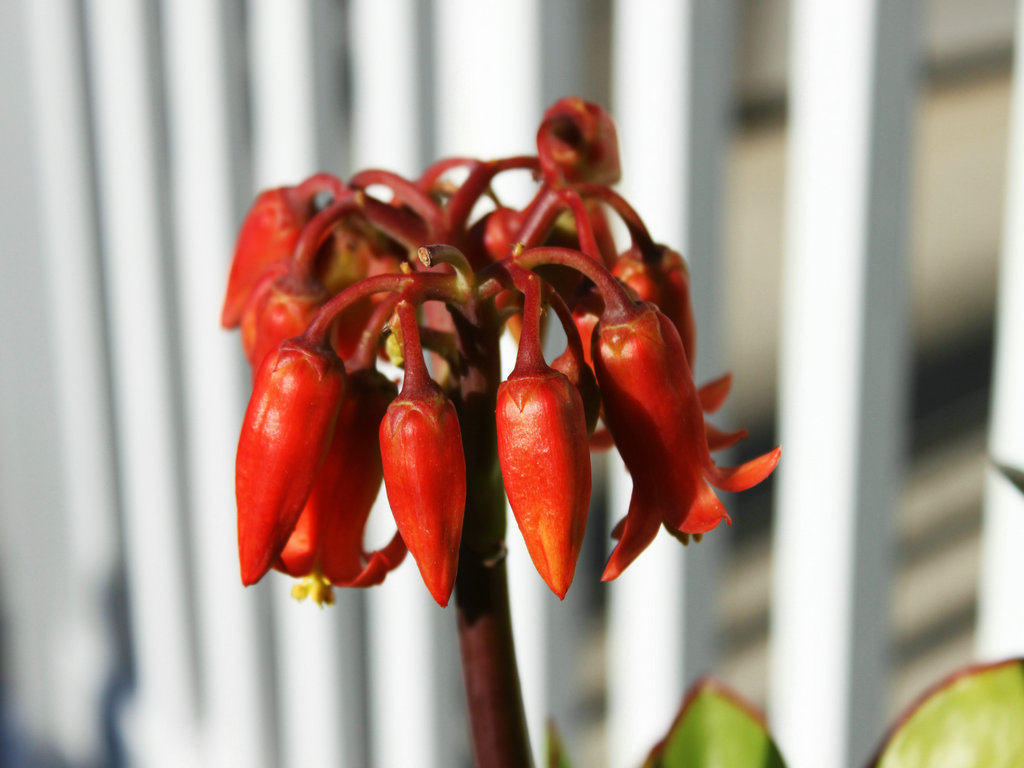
977 0 1024 661
161 1 275 766
247 2 365 765
770 2 916 767
433 3 544 764
20 0 120 764
348 2 460 766
608 2 733 765
83 1 201 764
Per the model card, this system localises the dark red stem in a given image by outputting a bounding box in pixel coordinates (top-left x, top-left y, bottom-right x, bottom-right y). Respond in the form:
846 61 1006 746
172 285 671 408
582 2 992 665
349 169 447 237
445 156 540 236
511 273 545 375
449 299 534 768
303 272 461 345
349 293 399 370
511 246 636 323
574 182 656 251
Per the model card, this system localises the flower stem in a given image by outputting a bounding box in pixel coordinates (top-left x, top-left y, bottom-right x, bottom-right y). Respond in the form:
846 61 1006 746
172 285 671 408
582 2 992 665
455 556 533 768
450 300 534 768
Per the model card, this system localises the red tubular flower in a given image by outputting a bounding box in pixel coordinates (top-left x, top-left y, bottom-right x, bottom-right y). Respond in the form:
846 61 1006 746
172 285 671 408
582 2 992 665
275 368 402 589
593 303 781 581
236 337 346 586
537 98 621 186
496 276 591 598
379 301 466 606
222 173 345 328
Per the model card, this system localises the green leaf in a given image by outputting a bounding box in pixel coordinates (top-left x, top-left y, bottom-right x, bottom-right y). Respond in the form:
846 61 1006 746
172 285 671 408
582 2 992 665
643 679 787 768
872 658 1024 768
546 721 574 768
995 463 1024 496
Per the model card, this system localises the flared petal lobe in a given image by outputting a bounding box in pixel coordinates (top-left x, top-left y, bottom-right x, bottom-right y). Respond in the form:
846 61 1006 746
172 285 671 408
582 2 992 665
236 340 346 586
497 370 591 598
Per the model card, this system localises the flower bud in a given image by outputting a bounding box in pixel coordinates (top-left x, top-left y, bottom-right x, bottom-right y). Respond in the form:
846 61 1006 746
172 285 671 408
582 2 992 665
378 301 466 606
537 98 621 185
241 274 329 370
612 245 697 369
222 174 344 328
380 386 466 606
236 339 346 586
497 368 591 598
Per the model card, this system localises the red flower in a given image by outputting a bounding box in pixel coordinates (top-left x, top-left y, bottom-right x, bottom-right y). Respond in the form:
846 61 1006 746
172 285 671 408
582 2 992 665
496 275 591 598
497 369 590 598
379 301 466 606
593 303 780 580
236 338 346 586
222 173 344 328
276 367 405 605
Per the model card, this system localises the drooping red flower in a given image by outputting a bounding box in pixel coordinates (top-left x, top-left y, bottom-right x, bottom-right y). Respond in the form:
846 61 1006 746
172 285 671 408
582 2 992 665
275 367 403 596
593 303 780 580
236 337 346 586
379 301 466 606
496 276 591 598
222 173 344 328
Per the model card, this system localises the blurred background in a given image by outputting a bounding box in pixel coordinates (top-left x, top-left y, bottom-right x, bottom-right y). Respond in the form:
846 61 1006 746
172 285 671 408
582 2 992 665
1 1 1022 767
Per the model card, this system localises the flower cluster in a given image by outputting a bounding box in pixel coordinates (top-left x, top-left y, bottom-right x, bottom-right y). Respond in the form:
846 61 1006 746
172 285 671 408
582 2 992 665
225 98 780 607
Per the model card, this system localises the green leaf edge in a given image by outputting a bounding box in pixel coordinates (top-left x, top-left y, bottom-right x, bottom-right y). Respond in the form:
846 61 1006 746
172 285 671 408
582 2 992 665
865 657 1024 767
642 677 787 768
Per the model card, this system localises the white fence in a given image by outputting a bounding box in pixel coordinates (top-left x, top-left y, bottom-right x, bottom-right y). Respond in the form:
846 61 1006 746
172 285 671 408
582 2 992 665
0 2 1020 768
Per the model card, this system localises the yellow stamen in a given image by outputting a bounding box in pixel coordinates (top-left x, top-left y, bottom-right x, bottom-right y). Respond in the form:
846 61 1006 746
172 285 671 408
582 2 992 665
291 568 335 607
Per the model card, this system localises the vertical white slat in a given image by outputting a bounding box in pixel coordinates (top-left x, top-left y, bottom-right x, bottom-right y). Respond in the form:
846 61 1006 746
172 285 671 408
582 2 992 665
978 0 1024 660
83 2 200 765
434 3 544 765
161 2 274 767
0 1 80 761
348 3 456 767
770 2 916 767
608 2 733 765
247 3 364 767
22 0 120 764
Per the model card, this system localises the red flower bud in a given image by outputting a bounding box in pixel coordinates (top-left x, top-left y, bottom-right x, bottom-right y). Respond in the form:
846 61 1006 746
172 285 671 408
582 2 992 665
551 346 601 435
241 274 329 370
379 302 466 606
497 369 591 598
222 173 344 328
537 98 621 186
236 338 346 586
612 245 697 369
594 304 780 580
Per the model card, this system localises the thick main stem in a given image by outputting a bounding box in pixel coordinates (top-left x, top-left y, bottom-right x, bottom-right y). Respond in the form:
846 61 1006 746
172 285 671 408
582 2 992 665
451 302 534 768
